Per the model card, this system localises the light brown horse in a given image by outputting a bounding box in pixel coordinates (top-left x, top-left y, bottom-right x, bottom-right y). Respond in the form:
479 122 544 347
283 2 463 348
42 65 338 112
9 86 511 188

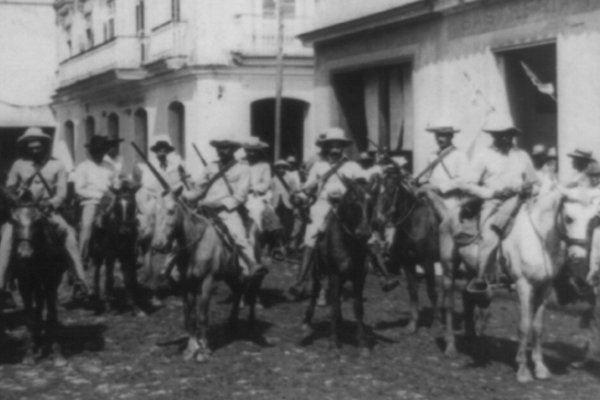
151 191 261 362
439 187 596 382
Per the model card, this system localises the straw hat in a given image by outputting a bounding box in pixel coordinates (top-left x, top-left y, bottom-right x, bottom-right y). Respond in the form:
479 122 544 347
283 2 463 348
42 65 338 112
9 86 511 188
17 127 51 143
318 127 352 147
150 135 175 153
243 136 269 150
483 114 520 135
567 148 594 161
209 135 241 149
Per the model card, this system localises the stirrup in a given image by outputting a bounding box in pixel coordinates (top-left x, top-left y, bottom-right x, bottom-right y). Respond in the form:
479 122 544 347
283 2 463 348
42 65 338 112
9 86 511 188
465 278 492 308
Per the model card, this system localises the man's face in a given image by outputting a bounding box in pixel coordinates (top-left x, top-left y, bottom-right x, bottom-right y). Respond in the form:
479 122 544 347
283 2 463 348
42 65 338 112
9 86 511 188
154 147 169 160
216 146 236 161
435 133 453 150
246 149 259 163
572 157 590 172
26 140 45 159
326 142 344 161
493 132 514 151
107 145 119 158
275 166 286 175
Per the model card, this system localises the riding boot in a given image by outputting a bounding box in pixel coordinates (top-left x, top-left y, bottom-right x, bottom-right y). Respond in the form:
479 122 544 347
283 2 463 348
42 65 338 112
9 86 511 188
287 246 314 300
368 242 399 293
0 223 16 310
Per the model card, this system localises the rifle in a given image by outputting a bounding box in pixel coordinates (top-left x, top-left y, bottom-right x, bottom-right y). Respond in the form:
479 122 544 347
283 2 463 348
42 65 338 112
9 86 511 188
177 165 190 191
413 145 456 183
131 142 172 195
193 143 235 197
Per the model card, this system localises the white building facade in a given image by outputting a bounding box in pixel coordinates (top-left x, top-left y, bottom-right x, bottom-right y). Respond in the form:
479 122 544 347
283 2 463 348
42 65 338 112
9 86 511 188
301 0 600 179
53 0 316 174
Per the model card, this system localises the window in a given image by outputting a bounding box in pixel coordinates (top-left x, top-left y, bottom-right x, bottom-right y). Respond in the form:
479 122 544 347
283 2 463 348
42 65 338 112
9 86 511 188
134 109 148 154
263 0 295 18
86 28 94 48
85 116 95 142
103 18 114 40
136 0 145 34
168 102 185 157
107 113 120 155
172 0 180 21
64 121 75 159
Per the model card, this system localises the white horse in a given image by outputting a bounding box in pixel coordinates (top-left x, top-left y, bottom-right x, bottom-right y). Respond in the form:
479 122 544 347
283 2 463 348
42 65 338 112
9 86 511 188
439 186 598 383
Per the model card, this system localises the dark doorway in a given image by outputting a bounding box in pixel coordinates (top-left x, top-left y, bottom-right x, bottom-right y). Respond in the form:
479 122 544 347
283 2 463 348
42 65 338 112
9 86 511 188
251 98 308 162
168 101 185 157
499 44 557 155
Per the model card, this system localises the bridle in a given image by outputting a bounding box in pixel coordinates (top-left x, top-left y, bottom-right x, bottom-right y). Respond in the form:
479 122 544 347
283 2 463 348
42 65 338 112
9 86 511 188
555 197 591 250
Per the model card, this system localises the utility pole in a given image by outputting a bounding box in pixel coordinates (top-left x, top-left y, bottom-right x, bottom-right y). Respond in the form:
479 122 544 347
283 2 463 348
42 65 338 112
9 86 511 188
274 0 285 161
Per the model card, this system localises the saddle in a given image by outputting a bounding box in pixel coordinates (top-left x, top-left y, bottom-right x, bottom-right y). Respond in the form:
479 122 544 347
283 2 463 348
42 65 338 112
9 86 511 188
453 197 483 247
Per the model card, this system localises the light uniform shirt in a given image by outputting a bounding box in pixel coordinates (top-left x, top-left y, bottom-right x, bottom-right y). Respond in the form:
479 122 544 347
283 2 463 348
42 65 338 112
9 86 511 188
197 161 250 211
74 159 117 205
565 170 590 188
423 147 469 194
365 165 383 182
467 146 537 199
104 154 123 175
271 170 301 209
248 162 272 195
135 153 185 195
6 158 67 208
304 159 366 201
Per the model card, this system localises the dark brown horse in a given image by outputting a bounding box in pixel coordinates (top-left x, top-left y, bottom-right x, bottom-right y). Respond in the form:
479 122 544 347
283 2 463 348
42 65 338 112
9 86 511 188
302 178 373 352
11 199 67 366
151 191 261 362
373 171 440 333
89 185 141 314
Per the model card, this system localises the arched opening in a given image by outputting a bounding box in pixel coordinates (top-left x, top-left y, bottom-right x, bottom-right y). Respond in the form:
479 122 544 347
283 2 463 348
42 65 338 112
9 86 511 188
251 98 309 162
64 120 75 159
85 116 95 142
134 108 148 155
168 101 185 157
107 113 120 154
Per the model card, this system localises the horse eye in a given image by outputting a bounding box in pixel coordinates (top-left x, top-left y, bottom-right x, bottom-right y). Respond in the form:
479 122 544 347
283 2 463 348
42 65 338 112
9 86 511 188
565 216 574 224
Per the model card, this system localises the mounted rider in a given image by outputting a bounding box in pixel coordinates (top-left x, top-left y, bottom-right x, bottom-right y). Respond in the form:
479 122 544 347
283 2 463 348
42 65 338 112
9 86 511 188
287 127 367 298
133 135 186 239
531 144 559 194
0 127 89 306
566 149 596 188
461 116 538 294
243 137 273 234
183 136 268 280
74 135 122 269
417 123 469 217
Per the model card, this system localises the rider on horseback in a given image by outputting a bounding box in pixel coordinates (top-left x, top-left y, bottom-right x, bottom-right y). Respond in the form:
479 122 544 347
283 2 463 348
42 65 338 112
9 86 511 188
182 136 268 281
461 116 538 296
0 127 89 307
287 127 368 298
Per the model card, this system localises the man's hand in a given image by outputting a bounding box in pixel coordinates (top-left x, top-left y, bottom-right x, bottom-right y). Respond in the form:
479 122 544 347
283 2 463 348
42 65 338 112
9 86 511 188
198 200 225 211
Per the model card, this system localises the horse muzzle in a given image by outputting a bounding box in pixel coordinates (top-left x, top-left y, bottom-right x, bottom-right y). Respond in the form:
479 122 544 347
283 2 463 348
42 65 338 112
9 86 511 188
16 240 35 259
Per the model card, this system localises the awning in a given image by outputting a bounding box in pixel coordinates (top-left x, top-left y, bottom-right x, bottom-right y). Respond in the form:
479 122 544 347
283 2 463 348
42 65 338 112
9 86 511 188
0 100 55 128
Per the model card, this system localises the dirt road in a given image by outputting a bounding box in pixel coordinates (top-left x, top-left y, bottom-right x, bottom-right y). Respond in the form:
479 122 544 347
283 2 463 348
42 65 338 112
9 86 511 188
1 259 599 400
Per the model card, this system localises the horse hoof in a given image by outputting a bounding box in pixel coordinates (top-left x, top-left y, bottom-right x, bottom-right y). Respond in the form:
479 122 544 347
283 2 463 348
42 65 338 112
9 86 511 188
301 323 311 332
195 352 211 363
571 359 592 370
22 355 35 366
406 321 418 335
535 364 551 380
360 347 371 358
444 345 457 358
134 310 147 318
516 366 534 383
54 356 68 368
183 348 196 362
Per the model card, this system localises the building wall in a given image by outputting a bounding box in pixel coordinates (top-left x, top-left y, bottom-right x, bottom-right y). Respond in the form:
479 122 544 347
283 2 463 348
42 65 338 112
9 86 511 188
0 0 56 106
309 0 600 180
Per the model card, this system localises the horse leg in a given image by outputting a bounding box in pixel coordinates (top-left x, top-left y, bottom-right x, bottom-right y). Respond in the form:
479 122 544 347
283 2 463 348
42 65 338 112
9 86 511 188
302 274 320 332
123 254 144 317
182 289 200 362
423 260 439 328
329 274 342 350
46 284 66 367
195 277 213 363
404 262 420 334
20 282 36 365
439 231 457 357
515 279 534 383
353 270 369 355
104 257 115 312
531 285 551 380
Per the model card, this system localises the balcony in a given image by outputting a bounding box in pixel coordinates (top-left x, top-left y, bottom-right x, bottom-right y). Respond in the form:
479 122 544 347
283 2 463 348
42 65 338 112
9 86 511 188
58 36 144 87
233 14 313 58
145 20 188 69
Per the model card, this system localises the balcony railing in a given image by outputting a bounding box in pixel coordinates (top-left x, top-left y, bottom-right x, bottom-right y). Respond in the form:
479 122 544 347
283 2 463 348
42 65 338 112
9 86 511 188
233 14 313 57
58 36 142 86
145 20 188 65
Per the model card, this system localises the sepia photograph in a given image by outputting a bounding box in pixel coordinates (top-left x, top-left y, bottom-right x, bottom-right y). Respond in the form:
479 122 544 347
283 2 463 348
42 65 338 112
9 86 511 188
1 0 600 399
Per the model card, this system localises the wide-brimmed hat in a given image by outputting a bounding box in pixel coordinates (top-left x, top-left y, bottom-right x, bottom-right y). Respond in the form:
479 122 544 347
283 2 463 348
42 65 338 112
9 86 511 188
274 159 289 168
568 148 594 161
150 135 175 153
531 144 547 157
286 155 297 165
483 114 521 135
85 135 111 152
315 132 327 147
426 120 460 135
318 127 352 147
547 147 557 159
243 136 269 150
209 135 241 149
357 151 373 162
17 127 52 144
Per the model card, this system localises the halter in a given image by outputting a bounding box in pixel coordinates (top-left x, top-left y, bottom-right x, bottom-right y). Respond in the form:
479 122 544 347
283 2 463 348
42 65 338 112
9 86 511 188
554 197 590 250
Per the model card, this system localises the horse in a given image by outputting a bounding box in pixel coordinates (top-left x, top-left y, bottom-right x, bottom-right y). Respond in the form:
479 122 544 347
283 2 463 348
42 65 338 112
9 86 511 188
151 190 262 362
89 184 141 314
439 187 574 382
10 199 67 366
302 177 373 352
373 171 441 333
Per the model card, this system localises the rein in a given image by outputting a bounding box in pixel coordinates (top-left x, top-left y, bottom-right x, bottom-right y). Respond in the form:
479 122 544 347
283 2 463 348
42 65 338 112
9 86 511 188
555 198 590 249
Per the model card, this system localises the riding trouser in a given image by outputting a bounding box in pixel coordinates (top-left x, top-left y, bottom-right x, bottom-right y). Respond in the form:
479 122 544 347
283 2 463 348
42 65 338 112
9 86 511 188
218 209 258 276
79 204 98 266
304 200 331 248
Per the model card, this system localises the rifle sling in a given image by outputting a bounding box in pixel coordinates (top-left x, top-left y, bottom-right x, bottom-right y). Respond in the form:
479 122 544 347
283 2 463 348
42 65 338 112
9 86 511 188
199 160 238 200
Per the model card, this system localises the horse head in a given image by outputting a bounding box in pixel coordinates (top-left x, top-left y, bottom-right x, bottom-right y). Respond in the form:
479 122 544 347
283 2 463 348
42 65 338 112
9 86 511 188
335 176 373 241
151 187 184 253
109 185 139 236
557 188 600 261
11 201 45 260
